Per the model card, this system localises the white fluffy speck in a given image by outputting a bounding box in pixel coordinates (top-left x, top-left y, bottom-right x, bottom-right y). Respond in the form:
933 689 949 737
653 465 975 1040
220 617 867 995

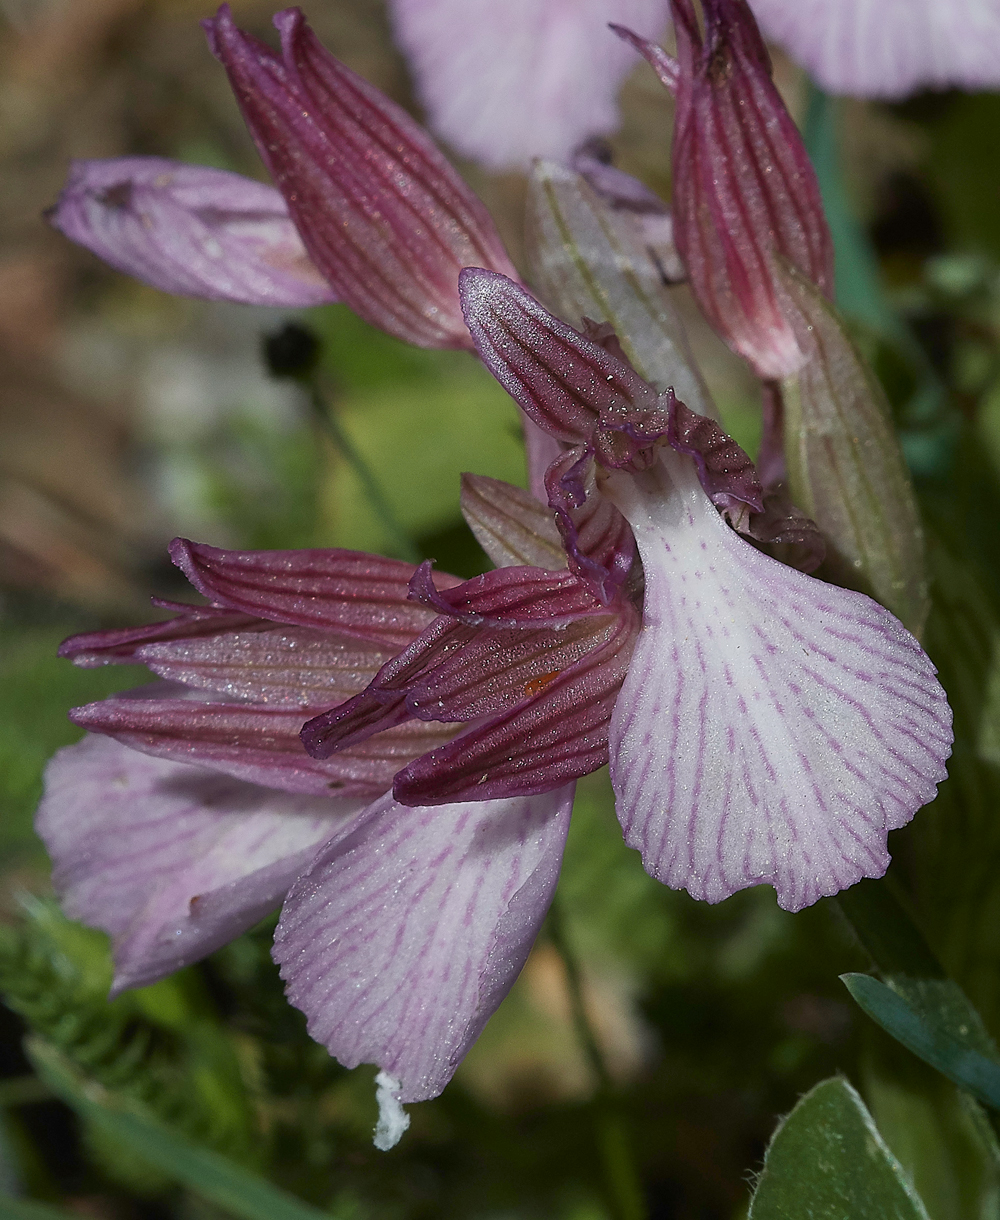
373 1072 410 1151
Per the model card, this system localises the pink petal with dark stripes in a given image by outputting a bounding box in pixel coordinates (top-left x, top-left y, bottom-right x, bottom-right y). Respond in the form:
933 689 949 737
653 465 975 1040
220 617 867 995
59 602 265 667
70 693 455 799
459 267 660 443
406 561 609 628
36 735 361 992
615 0 833 379
48 157 335 306
204 5 516 349
748 0 1000 99
171 538 457 647
272 785 573 1104
604 449 952 912
393 600 639 803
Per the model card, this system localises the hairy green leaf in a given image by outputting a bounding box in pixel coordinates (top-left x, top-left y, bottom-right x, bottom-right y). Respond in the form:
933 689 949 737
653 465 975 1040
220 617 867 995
748 1077 929 1218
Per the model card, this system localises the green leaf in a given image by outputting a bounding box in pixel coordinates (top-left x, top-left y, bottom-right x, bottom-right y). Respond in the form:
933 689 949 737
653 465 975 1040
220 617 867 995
843 974 1000 1111
748 1076 929 1218
778 265 929 634
26 1039 336 1220
524 160 717 421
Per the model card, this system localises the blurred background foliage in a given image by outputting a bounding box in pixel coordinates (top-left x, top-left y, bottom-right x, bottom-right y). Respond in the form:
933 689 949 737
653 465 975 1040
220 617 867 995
2 1 1000 1218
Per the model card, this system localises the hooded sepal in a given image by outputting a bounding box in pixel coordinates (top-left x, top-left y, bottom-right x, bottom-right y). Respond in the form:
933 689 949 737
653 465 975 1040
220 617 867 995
526 159 715 419
778 264 929 634
204 5 516 349
615 0 833 379
48 157 335 306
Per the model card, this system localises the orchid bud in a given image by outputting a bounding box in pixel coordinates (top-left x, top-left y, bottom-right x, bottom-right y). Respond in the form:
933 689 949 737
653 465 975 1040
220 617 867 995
204 5 517 350
778 264 929 635
48 157 336 307
614 0 833 380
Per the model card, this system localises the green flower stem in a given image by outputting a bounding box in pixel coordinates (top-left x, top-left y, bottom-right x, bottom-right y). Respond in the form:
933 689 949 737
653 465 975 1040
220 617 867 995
546 898 647 1220
305 380 421 564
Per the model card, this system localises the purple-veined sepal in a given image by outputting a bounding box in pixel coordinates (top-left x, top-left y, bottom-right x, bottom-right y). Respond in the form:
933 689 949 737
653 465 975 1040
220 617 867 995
69 686 456 799
48 158 335 306
170 538 460 647
460 473 566 571
204 5 517 349
602 445 952 911
526 159 711 416
614 0 833 379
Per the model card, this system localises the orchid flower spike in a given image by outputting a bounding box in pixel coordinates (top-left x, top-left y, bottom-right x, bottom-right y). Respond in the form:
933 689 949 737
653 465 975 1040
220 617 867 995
203 5 517 349
37 539 574 1144
460 268 952 913
614 0 833 380
748 0 1000 99
388 0 670 169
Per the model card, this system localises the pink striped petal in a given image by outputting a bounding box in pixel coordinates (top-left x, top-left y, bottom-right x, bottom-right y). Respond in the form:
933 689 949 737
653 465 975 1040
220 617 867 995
58 602 265 667
204 5 516 349
459 474 566 571
406 561 608 628
36 734 361 992
48 157 335 307
604 449 952 912
393 601 639 803
749 0 1000 98
171 538 457 647
272 785 574 1107
70 693 455 799
135 626 396 706
388 0 669 170
615 0 833 379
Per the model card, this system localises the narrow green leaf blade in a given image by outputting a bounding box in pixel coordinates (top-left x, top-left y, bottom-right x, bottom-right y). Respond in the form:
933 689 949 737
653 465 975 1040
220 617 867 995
525 160 717 420
843 974 1000 1111
748 1077 929 1219
27 1040 334 1220
779 265 929 634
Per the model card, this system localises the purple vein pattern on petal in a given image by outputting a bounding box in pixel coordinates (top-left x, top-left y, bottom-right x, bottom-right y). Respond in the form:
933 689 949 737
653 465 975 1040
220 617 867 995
604 449 952 912
70 693 455 799
388 0 669 170
171 539 458 646
748 0 1000 99
36 734 362 992
272 785 573 1102
48 157 335 306
204 5 516 349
